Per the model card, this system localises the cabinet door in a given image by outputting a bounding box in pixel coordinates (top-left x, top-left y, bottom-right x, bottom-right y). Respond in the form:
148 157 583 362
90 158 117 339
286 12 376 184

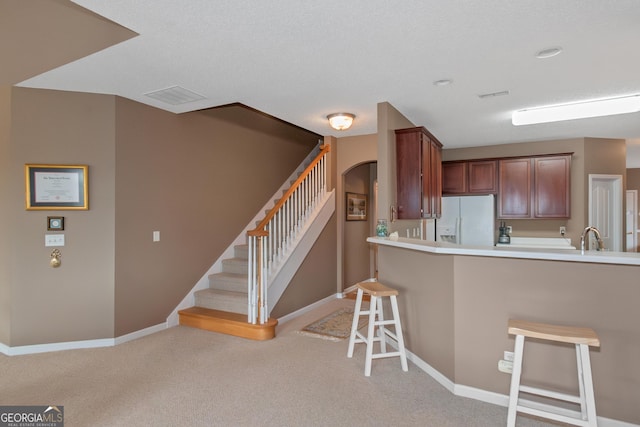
498 158 531 218
429 139 442 217
421 135 432 217
534 155 570 218
442 162 467 194
468 160 497 193
396 130 423 219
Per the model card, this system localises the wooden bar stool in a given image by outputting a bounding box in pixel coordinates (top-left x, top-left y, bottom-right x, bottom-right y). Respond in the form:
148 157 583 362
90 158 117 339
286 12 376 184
507 319 600 427
347 280 408 376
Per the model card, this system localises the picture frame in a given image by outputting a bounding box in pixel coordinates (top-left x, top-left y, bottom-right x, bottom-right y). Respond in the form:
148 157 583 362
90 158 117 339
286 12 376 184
346 192 367 221
47 216 65 231
25 164 89 210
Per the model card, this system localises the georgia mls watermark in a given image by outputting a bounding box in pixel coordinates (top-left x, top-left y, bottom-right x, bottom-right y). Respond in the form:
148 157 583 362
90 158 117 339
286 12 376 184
0 406 63 427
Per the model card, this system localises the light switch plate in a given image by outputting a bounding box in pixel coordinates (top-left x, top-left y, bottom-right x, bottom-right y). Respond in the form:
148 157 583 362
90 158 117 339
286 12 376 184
45 234 65 247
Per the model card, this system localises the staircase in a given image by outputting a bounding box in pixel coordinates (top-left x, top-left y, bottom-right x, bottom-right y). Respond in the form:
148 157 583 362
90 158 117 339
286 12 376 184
179 244 278 340
178 143 332 340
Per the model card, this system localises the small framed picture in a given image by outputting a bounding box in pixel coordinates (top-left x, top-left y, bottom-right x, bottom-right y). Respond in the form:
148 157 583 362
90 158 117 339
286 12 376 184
47 216 65 231
346 192 367 221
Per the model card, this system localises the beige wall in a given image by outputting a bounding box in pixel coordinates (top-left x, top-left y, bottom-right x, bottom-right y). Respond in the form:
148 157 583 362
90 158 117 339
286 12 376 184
0 86 11 344
113 100 318 335
378 246 456 379
0 0 136 86
271 215 337 317
334 133 377 291
377 245 640 424
9 87 117 346
627 168 640 192
2 87 320 346
343 163 373 286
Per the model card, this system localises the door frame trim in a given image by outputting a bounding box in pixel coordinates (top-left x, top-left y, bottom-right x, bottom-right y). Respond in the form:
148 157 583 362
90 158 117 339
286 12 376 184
588 174 623 251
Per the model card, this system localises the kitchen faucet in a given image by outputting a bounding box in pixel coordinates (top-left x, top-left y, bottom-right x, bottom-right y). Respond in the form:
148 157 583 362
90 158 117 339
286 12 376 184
580 226 604 254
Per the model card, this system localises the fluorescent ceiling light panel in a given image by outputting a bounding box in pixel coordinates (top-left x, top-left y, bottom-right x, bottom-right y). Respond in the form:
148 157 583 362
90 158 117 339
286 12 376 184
512 95 640 126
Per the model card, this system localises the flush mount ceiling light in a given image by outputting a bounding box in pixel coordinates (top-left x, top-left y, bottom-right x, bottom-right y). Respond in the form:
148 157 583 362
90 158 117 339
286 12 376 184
512 95 640 126
327 113 355 131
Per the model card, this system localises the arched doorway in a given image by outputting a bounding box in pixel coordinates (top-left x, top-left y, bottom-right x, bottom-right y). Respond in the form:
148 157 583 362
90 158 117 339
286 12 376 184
342 161 377 289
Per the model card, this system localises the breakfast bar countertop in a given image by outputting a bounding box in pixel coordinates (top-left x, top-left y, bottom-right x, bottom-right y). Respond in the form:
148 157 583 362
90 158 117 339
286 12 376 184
367 236 640 266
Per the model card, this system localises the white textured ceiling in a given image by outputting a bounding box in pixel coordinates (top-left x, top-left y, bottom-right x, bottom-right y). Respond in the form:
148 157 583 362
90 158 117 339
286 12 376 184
17 0 640 156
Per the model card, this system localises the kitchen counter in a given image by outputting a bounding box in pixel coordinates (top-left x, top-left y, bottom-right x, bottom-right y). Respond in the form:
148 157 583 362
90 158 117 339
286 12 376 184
367 236 640 266
369 235 640 424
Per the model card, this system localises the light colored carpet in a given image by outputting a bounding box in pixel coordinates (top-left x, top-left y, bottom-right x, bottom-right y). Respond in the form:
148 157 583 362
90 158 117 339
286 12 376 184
0 298 557 426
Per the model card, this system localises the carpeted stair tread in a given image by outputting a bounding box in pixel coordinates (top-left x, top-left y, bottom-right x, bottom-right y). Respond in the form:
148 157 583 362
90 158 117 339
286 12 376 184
194 289 247 314
221 257 248 275
234 244 248 260
208 272 246 292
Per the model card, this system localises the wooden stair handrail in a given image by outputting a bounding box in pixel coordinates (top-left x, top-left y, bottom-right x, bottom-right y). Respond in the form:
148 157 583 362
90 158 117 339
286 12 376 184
247 144 330 237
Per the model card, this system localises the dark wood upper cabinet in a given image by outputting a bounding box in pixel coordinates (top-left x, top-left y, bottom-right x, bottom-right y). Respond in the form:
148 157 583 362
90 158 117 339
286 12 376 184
395 127 442 219
442 160 497 195
534 156 571 218
396 129 423 219
468 160 497 193
498 158 532 218
497 154 571 219
442 162 467 194
430 140 443 217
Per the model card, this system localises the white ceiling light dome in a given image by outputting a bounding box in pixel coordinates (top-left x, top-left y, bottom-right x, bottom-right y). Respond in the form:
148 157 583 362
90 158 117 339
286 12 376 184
327 113 355 131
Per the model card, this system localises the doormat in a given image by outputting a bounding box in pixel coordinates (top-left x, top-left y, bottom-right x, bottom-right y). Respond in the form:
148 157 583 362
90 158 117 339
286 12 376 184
298 308 366 342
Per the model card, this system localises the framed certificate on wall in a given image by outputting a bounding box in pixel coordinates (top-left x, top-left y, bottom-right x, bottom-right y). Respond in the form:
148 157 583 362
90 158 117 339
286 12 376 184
25 164 89 210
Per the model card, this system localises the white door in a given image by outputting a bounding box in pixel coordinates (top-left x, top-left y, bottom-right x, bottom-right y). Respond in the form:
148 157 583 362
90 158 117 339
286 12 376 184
588 174 623 251
626 190 638 252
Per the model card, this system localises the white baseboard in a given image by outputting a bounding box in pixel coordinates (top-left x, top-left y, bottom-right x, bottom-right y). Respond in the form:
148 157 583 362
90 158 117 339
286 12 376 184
403 346 638 427
381 330 637 427
114 322 168 345
1 322 167 356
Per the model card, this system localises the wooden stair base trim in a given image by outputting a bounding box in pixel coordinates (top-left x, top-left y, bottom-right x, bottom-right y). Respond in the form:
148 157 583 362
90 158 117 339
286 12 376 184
178 307 277 341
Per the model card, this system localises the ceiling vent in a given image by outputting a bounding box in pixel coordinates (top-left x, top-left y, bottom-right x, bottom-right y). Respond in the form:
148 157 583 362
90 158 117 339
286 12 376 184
144 86 206 105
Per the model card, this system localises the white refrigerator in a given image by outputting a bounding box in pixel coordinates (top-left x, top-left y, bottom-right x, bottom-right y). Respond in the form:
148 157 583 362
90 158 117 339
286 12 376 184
437 195 495 246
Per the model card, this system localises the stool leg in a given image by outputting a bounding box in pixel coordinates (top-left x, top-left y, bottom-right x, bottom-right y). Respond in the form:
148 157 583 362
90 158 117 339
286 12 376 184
390 295 408 372
575 344 588 421
376 296 387 354
577 343 598 426
364 295 378 376
347 288 364 358
507 334 525 427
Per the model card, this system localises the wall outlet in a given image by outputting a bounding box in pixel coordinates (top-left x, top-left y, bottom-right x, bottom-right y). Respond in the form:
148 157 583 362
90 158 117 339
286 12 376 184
506 226 512 234
560 226 566 236
503 350 514 362
498 359 513 374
